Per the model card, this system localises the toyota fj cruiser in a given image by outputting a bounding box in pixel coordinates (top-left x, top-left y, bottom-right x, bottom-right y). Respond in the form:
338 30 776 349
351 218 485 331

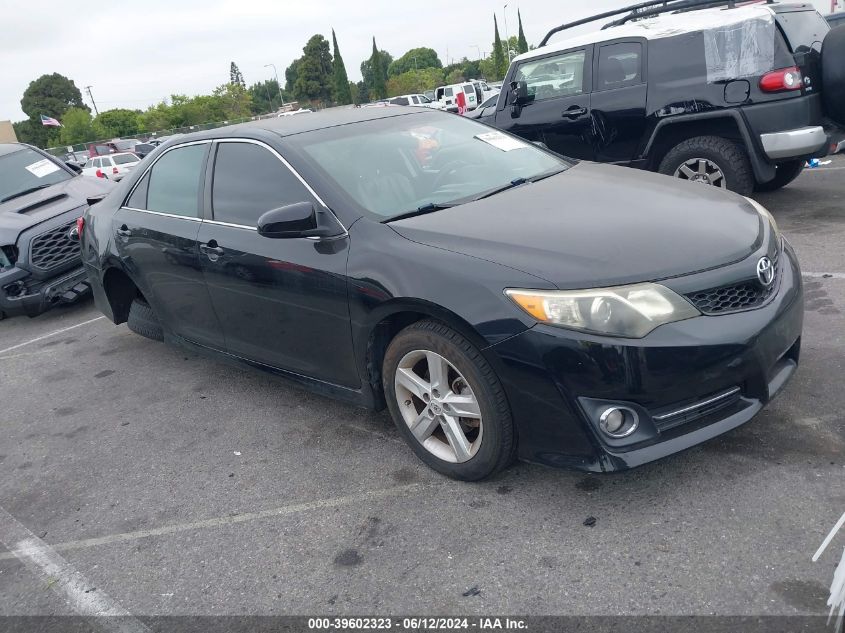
478 0 845 194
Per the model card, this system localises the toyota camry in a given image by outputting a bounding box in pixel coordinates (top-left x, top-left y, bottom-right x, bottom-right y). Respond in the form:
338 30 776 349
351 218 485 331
81 107 802 480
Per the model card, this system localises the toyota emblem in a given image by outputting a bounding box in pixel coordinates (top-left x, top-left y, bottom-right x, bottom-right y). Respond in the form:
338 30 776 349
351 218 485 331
756 256 774 287
68 225 80 242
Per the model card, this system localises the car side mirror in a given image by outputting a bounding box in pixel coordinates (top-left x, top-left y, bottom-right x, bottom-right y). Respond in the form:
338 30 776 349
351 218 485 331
66 162 82 174
510 80 529 105
257 202 343 239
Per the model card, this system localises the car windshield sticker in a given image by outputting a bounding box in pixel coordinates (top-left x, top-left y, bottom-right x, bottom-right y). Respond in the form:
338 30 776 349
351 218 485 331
25 159 61 178
475 131 529 152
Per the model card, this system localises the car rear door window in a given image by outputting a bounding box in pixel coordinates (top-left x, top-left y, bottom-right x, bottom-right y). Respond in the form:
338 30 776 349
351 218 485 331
146 144 206 217
211 142 311 227
597 42 643 90
516 49 587 101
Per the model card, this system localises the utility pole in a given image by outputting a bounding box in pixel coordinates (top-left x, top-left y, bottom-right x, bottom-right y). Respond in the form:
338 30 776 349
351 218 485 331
84 85 99 116
264 63 285 109
472 45 481 61
503 4 511 62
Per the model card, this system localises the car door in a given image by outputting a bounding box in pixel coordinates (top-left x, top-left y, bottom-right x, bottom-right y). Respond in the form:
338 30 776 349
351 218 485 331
590 40 648 164
196 139 358 388
494 46 595 159
115 141 225 348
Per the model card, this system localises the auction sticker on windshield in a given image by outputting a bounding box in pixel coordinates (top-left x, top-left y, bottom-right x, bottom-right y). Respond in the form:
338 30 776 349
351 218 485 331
474 131 528 152
25 159 60 178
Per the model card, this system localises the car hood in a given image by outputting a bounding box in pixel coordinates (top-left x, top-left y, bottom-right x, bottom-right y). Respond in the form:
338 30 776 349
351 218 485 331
389 162 764 289
0 176 114 240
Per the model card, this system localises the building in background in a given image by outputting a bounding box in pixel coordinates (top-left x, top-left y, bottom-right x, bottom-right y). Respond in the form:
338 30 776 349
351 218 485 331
0 121 17 143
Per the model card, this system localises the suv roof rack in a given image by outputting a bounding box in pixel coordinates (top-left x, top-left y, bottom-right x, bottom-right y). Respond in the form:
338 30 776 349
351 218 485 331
538 0 776 47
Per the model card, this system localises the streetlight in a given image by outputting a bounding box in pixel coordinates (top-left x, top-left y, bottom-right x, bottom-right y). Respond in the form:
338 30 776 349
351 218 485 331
503 4 511 62
264 63 285 110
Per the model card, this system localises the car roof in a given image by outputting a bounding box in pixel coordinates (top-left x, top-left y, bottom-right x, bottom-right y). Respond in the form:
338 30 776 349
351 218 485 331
105 152 139 158
516 3 778 62
173 107 428 142
0 143 27 157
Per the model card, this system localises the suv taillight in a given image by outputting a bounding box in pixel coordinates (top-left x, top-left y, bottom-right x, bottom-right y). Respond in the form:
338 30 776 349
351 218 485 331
112 166 119 174
760 66 803 92
95 168 104 178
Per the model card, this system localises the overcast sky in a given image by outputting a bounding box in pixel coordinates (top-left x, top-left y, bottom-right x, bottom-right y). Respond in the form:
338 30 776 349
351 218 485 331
0 0 839 122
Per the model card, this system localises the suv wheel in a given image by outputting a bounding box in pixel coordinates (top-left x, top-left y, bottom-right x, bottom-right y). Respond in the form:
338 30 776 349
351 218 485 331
382 320 514 481
659 136 754 196
754 160 804 193
127 298 164 341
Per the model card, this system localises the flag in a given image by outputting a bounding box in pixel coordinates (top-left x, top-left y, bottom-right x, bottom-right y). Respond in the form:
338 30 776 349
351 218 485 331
40 114 61 127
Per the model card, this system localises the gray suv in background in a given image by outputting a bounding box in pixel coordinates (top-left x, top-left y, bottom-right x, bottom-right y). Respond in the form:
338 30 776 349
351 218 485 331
0 143 113 319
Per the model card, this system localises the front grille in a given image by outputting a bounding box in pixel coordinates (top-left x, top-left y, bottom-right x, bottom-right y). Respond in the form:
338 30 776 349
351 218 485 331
30 220 80 271
653 387 743 432
686 248 780 315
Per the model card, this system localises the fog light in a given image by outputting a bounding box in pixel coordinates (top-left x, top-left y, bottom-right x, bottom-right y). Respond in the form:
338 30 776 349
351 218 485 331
599 406 639 438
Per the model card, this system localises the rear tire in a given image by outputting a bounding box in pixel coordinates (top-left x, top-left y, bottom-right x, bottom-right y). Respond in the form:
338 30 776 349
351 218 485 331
658 136 754 196
754 160 804 192
382 320 514 481
822 25 845 126
127 298 164 341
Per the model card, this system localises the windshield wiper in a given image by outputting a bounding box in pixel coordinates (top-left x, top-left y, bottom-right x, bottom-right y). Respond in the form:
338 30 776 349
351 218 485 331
384 201 461 223
1 184 52 203
472 177 528 202
528 166 569 183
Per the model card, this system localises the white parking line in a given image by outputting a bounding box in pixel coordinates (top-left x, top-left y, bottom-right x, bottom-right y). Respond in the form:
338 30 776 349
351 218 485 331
0 315 105 355
0 483 430 563
0 506 149 633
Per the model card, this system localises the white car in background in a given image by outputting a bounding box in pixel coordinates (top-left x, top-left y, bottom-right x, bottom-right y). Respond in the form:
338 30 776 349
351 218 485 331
433 82 480 112
81 152 140 182
387 94 446 109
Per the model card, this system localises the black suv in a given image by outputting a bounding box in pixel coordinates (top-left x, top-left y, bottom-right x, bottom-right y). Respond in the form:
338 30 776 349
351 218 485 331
0 143 113 319
476 0 845 195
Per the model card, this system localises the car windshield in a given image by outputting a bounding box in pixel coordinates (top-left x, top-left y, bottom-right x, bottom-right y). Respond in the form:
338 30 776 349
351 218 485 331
113 154 138 165
0 147 72 203
288 112 569 220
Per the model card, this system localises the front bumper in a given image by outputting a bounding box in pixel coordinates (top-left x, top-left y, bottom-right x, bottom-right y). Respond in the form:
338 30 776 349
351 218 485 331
0 265 90 318
760 125 828 160
488 241 804 472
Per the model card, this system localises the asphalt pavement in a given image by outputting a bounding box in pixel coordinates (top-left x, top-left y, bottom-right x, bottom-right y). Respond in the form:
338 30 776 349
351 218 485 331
1 157 844 623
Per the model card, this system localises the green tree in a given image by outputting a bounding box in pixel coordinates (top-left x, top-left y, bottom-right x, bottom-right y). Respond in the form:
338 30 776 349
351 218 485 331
331 29 353 105
57 108 103 145
360 45 392 100
229 62 245 87
248 79 282 114
388 47 442 77
285 58 302 96
293 34 334 105
368 38 387 99
18 73 87 147
350 82 361 105
492 15 508 81
517 9 529 54
386 68 444 97
95 109 140 138
212 83 253 119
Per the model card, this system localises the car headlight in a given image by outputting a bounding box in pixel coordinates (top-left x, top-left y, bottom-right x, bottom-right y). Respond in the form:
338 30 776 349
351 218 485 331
744 197 780 239
505 283 700 338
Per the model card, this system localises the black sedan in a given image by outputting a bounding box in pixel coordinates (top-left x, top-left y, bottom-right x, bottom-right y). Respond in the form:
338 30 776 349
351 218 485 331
81 107 803 480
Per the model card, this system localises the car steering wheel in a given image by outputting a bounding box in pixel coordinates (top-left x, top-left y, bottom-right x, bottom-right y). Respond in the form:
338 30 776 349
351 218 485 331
432 160 469 190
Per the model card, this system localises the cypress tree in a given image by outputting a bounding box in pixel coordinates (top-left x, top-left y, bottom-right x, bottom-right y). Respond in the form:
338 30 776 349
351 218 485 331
517 10 529 54
492 15 507 80
370 37 387 99
332 29 353 105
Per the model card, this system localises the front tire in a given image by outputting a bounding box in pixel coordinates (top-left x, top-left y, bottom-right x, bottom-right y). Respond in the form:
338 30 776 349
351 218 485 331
658 136 754 196
754 160 804 192
127 298 164 341
382 320 514 481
